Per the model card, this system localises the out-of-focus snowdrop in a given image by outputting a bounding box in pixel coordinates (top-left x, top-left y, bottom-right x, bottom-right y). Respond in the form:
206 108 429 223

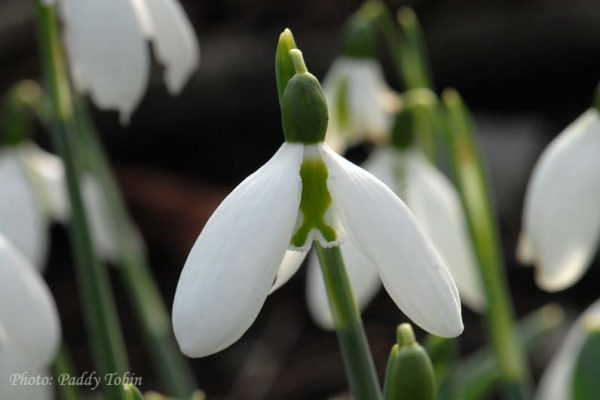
0 142 119 269
42 0 200 123
0 235 60 400
535 299 600 400
321 13 399 153
306 102 484 329
517 103 600 292
173 49 462 358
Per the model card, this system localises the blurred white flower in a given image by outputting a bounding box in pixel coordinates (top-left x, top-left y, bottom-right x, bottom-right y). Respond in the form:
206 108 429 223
0 235 60 400
322 57 399 153
535 299 600 400
0 143 119 269
306 147 485 329
517 109 600 291
173 142 463 358
43 0 200 123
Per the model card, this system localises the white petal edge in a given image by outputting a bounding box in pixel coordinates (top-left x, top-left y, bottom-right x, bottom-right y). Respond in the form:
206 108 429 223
0 149 48 269
172 143 303 357
306 244 382 330
142 0 200 94
270 250 308 293
534 299 600 400
0 236 60 369
402 150 486 312
520 109 600 291
59 0 150 123
321 144 463 337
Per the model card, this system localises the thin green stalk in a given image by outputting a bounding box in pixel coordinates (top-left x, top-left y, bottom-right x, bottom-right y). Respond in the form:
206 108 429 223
315 243 382 400
35 3 128 399
442 89 531 399
75 102 197 398
52 345 79 400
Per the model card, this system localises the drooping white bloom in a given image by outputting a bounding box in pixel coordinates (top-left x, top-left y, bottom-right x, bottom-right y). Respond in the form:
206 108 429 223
173 142 463 357
322 57 399 153
517 109 600 291
0 235 60 400
306 147 485 329
535 299 600 400
0 143 119 268
43 0 200 123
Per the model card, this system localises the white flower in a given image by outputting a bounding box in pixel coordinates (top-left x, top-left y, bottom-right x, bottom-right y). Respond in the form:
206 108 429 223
306 147 485 329
0 143 119 268
322 57 399 152
44 0 200 123
517 109 600 291
0 235 60 400
173 142 463 358
535 299 600 400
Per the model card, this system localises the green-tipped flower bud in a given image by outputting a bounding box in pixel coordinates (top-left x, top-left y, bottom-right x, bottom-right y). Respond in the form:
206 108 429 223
572 321 600 400
275 28 298 105
383 324 436 400
397 7 433 90
123 384 144 400
391 89 440 159
2 80 46 146
343 13 378 59
281 50 328 144
594 81 600 112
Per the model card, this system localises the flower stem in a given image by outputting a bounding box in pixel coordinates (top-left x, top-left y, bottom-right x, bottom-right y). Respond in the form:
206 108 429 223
35 3 128 399
442 89 532 399
74 102 197 398
315 243 382 400
52 345 79 400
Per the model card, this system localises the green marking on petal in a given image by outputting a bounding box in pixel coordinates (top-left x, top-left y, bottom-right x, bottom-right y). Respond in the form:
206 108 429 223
291 159 337 247
334 76 350 133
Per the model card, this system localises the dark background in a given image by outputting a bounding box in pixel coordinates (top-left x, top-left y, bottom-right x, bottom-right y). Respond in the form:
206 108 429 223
1 0 599 398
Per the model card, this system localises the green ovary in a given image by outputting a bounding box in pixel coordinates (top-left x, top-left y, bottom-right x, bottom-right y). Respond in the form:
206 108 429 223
291 159 337 247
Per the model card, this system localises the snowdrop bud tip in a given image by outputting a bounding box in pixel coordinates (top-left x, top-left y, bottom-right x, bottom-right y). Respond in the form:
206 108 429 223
384 323 436 400
342 13 377 59
275 29 298 103
281 53 328 144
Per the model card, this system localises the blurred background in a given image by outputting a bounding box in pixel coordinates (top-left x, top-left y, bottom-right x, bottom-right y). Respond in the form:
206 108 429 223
1 0 599 398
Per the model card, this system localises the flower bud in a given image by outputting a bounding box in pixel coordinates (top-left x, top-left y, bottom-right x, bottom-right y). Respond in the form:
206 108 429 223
342 13 378 59
281 50 328 144
383 324 436 400
123 384 144 400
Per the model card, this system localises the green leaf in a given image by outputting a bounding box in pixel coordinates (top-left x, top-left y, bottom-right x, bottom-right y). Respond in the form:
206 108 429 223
572 324 600 400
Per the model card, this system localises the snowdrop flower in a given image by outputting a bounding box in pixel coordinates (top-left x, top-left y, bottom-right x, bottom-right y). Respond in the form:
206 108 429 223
307 145 485 329
0 235 60 400
43 0 200 123
321 14 399 153
173 49 462 358
517 106 600 291
535 299 600 400
0 143 118 269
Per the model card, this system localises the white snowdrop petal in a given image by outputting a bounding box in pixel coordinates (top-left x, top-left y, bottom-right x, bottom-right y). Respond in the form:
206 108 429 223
535 299 600 400
270 250 308 293
17 144 69 222
59 0 149 122
0 150 47 269
521 109 600 291
143 0 200 95
321 145 463 337
173 144 303 357
322 57 396 151
0 236 60 369
306 244 381 330
402 151 486 311
81 174 120 262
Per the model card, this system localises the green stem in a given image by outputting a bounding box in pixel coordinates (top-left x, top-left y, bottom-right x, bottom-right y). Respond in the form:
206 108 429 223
75 102 197 398
442 89 531 399
52 345 79 400
315 243 382 400
35 3 128 399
